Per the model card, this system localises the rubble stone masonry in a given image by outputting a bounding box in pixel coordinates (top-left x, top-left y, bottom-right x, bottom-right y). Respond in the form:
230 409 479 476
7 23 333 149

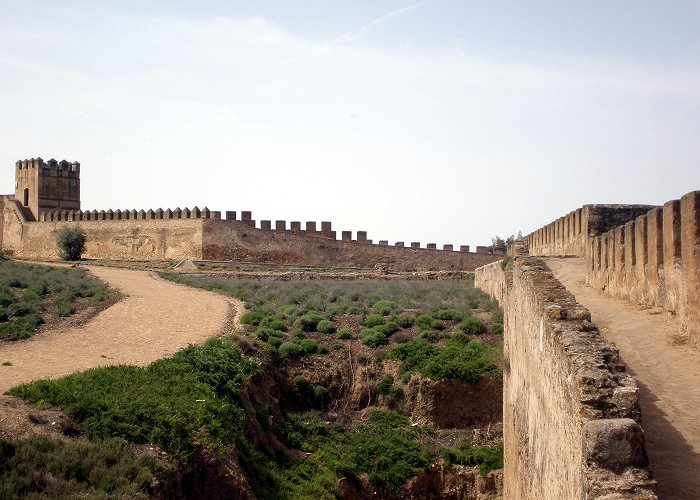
475 258 656 499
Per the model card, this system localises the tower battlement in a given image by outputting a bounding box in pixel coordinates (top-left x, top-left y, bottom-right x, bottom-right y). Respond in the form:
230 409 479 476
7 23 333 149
15 156 80 220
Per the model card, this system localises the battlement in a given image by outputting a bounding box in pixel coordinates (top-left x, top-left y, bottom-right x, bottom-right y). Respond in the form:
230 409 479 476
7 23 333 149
2 157 498 270
31 205 481 254
15 156 80 220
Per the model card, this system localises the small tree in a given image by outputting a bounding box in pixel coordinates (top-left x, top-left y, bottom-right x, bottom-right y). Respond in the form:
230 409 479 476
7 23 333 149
57 226 86 261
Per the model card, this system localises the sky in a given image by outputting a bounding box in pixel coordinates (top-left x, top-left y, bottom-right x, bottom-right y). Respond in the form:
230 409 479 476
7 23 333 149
1 1 699 248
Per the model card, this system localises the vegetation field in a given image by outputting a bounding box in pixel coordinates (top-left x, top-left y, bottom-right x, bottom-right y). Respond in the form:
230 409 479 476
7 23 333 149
4 275 504 498
0 258 115 341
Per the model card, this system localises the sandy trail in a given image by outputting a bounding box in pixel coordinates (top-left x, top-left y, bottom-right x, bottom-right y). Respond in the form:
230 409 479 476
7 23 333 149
544 257 700 500
0 266 242 394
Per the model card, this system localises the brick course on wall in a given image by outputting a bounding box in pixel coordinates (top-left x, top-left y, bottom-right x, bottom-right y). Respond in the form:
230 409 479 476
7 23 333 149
524 191 700 348
475 258 656 499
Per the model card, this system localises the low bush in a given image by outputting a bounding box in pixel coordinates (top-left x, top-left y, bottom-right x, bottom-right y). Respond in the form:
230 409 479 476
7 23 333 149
295 312 326 332
443 441 503 476
10 337 259 458
336 327 353 340
434 308 462 320
0 436 167 498
364 313 385 327
415 313 444 330
456 316 487 335
240 310 267 326
278 337 325 358
372 300 397 316
316 319 335 334
360 328 388 348
387 338 500 382
395 314 415 328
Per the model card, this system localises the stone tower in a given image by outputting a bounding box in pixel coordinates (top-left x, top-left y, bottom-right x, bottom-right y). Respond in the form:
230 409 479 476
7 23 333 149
15 157 80 220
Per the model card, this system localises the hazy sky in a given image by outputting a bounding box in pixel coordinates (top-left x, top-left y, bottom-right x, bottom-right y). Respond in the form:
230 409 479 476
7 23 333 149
2 1 699 248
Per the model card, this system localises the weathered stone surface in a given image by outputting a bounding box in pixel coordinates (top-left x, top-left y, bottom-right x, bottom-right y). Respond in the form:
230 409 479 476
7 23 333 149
475 257 656 499
583 419 648 473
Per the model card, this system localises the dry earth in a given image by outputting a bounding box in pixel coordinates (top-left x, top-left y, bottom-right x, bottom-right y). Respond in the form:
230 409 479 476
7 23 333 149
0 265 244 439
544 257 700 500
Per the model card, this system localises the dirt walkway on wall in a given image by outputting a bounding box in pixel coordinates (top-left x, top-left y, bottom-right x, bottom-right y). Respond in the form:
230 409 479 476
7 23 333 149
544 257 700 500
0 266 242 394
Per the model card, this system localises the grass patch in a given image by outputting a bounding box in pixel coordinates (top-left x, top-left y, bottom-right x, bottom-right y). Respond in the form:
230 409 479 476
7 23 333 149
0 436 167 499
273 410 429 492
443 441 504 476
0 259 114 341
388 337 500 382
10 337 259 458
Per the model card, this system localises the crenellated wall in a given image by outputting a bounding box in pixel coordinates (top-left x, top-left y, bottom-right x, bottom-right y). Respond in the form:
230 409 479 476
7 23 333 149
0 197 501 271
475 258 656 499
527 204 655 258
524 191 700 348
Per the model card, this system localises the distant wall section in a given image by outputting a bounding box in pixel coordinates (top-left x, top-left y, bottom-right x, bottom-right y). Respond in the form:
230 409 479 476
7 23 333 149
1 197 203 260
0 197 501 271
201 219 500 271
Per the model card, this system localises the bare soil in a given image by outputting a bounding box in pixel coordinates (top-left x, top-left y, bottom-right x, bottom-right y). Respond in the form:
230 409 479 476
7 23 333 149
544 257 700 500
0 265 243 439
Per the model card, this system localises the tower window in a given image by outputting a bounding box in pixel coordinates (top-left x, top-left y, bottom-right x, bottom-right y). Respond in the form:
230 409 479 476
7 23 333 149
23 188 29 207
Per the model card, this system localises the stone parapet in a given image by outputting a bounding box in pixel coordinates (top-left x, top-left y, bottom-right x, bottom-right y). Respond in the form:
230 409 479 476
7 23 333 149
475 258 656 499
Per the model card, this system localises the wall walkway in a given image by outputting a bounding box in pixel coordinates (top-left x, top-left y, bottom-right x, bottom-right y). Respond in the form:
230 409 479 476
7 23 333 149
476 257 656 498
545 257 700 499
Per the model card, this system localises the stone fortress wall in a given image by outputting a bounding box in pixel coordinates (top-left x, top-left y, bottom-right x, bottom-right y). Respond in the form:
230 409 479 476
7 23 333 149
525 191 700 347
0 158 502 271
476 253 656 499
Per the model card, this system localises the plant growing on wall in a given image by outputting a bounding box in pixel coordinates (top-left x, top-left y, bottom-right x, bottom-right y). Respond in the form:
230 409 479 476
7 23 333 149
57 226 86 261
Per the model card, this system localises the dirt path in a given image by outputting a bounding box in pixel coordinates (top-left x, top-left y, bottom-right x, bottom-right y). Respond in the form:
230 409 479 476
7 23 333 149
0 266 243 394
544 257 700 500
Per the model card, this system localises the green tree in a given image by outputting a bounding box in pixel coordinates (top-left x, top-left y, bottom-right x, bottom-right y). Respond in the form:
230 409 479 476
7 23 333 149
57 226 86 261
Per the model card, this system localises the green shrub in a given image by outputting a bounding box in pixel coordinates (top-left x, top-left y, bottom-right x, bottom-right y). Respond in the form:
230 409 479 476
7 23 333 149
56 226 86 261
278 338 324 358
0 307 7 322
268 319 287 331
387 338 500 382
418 330 441 342
372 300 397 316
377 374 395 397
435 308 462 320
364 314 385 328
295 312 326 332
0 436 167 498
55 299 74 317
491 311 504 334
336 327 353 340
331 410 429 489
316 319 335 334
457 316 487 335
267 337 283 349
292 375 309 388
345 305 364 315
396 314 415 328
357 353 370 365
8 302 35 317
10 337 259 457
240 310 267 326
415 313 444 330
278 342 305 358
313 385 328 400
443 441 503 476
0 290 12 307
360 328 388 348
